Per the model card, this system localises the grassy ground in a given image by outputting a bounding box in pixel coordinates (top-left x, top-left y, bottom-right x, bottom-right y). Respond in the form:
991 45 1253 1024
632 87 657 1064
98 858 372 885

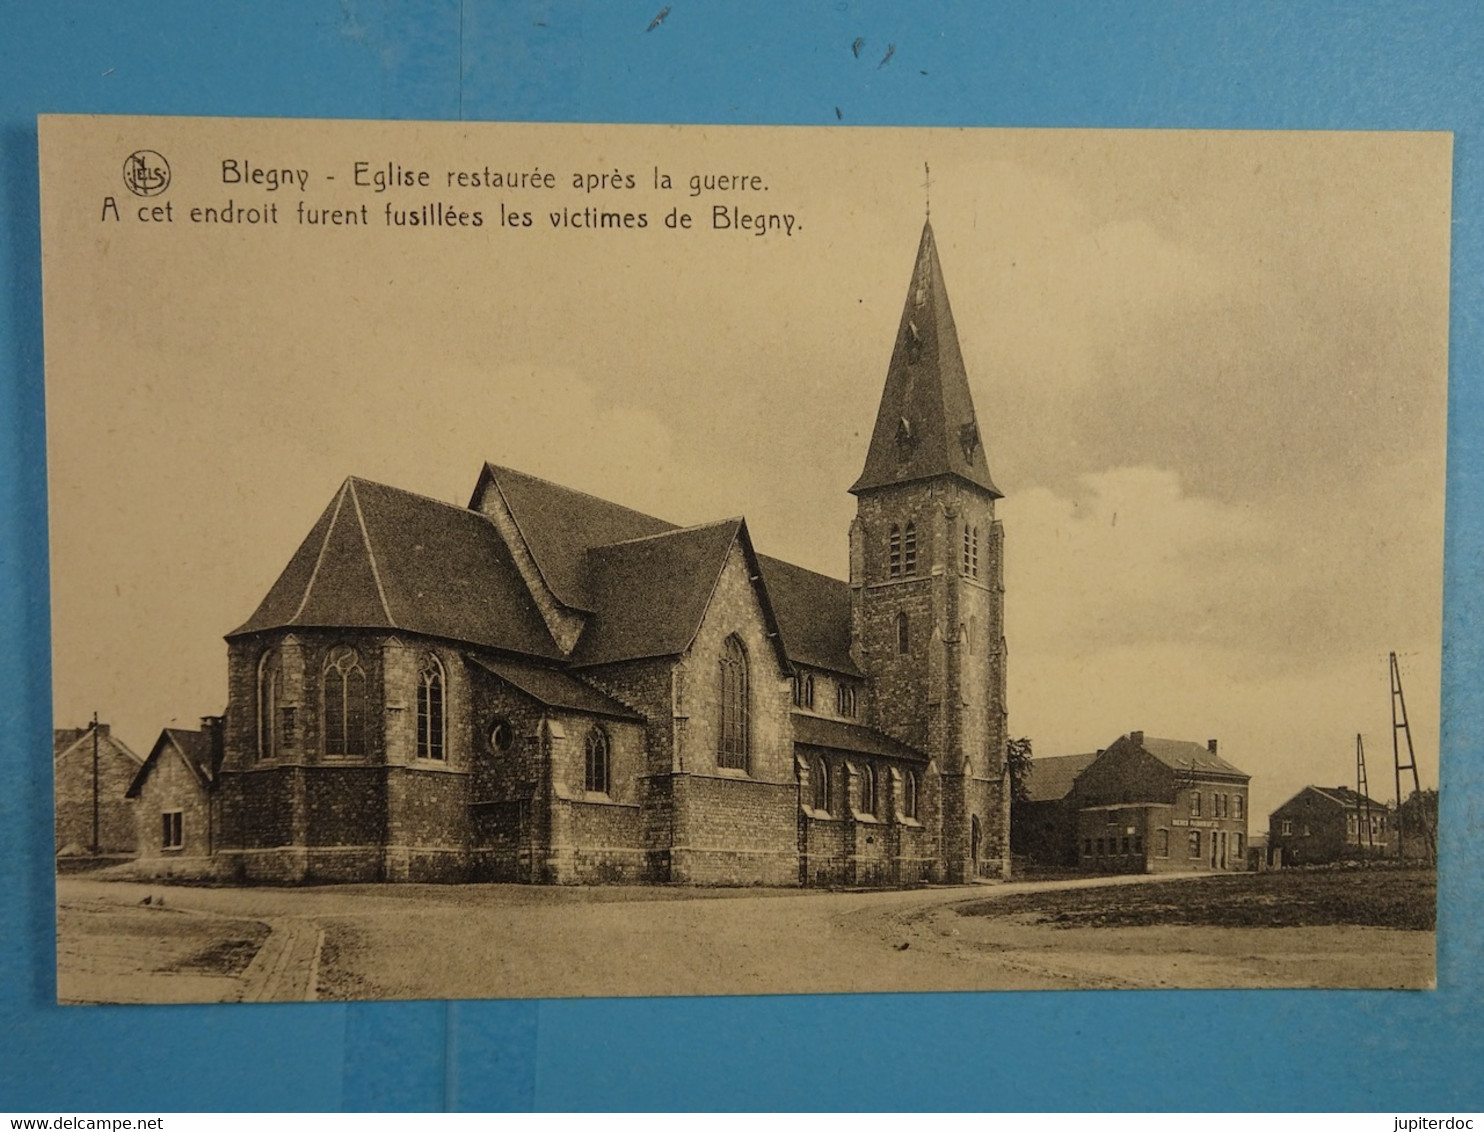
955 865 1436 931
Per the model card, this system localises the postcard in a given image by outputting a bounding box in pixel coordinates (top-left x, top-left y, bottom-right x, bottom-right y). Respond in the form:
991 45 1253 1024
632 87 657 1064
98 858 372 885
39 116 1447 1002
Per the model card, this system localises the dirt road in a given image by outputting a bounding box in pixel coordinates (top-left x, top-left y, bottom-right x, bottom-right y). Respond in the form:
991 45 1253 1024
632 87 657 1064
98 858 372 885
54 871 1432 1003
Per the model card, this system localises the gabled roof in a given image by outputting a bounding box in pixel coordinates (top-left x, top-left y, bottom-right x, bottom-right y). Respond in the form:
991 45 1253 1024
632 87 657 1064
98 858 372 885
792 713 925 762
1278 784 1389 812
1131 735 1248 778
229 477 561 658
54 725 143 767
469 656 643 721
1312 785 1389 809
755 555 859 676
851 220 1001 498
570 518 789 670
126 727 218 797
1022 752 1099 802
472 464 676 612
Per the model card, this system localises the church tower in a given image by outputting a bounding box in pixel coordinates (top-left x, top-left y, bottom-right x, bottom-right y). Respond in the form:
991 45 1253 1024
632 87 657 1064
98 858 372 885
849 219 1010 881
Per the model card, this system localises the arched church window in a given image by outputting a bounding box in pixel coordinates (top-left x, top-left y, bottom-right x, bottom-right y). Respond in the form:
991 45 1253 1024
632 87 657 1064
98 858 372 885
896 612 910 655
584 726 610 795
859 763 877 816
323 646 367 758
416 653 445 761
257 649 281 761
888 525 902 577
718 634 749 771
903 769 919 820
813 756 830 814
903 522 918 575
836 682 856 717
802 673 814 709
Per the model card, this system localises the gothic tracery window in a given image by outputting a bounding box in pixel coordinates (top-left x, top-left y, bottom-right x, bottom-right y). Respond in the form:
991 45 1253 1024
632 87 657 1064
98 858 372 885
323 645 368 758
718 635 749 771
416 653 445 761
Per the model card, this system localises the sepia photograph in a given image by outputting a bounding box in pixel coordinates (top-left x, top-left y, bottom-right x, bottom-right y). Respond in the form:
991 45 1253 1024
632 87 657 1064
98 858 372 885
39 115 1448 1003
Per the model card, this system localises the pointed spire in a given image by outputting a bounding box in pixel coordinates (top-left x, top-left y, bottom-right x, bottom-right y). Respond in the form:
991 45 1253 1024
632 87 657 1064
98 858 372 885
851 220 1001 497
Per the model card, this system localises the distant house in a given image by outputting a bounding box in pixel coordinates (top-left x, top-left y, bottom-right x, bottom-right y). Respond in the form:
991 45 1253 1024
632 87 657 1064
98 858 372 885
1071 731 1251 874
1011 752 1098 865
54 723 143 860
1267 785 1391 865
126 719 224 863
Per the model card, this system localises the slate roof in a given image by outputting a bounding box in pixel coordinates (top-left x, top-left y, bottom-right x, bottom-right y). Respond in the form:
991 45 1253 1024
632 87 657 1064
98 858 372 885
571 519 777 668
792 713 925 762
126 727 218 797
1296 785 1389 810
755 555 859 676
474 464 676 612
469 656 643 721
1022 752 1099 802
1133 735 1249 778
852 220 1001 497
229 477 562 658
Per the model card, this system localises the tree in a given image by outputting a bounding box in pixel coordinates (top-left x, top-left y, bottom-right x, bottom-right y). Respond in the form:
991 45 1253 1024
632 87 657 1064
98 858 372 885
1006 736 1034 804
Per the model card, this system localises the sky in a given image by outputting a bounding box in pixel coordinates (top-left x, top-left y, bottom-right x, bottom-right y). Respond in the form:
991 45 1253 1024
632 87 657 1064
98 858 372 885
39 119 1450 824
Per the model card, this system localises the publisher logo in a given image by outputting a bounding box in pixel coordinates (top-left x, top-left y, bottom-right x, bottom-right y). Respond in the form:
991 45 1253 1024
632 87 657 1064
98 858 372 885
123 150 170 197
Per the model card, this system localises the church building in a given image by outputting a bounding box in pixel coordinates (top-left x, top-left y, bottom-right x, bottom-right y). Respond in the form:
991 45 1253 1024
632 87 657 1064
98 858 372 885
211 220 1011 886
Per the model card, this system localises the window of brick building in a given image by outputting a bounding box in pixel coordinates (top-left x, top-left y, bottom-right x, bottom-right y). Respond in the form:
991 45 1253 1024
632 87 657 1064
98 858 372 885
812 756 830 814
1233 833 1244 858
323 646 368 758
1134 835 1143 855
717 635 749 771
1189 830 1201 858
1234 794 1244 820
162 810 183 851
1096 838 1105 856
1190 791 1202 818
1282 819 1293 835
416 653 446 760
1156 829 1170 857
1084 838 1093 857
1121 836 1130 855
584 726 610 795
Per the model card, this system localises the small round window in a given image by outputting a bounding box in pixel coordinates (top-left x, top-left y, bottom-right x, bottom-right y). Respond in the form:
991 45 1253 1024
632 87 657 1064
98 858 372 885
489 719 514 753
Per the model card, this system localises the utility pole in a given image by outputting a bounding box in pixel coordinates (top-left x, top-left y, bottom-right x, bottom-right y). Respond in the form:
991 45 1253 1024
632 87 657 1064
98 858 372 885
90 710 99 856
1390 651 1435 862
1355 733 1374 855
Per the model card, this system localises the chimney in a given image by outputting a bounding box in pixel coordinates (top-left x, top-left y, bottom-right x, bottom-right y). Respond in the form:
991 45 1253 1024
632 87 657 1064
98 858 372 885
200 715 226 776
1129 730 1144 747
1208 739 1218 755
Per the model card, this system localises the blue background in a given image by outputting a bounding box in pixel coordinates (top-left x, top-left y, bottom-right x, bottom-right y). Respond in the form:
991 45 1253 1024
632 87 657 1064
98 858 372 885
2 1 1480 1112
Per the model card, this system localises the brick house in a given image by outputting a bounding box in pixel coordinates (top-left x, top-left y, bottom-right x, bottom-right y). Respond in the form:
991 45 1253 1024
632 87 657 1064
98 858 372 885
208 220 1012 886
126 721 224 863
1267 785 1392 865
1010 751 1098 865
1070 731 1251 874
53 722 143 860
